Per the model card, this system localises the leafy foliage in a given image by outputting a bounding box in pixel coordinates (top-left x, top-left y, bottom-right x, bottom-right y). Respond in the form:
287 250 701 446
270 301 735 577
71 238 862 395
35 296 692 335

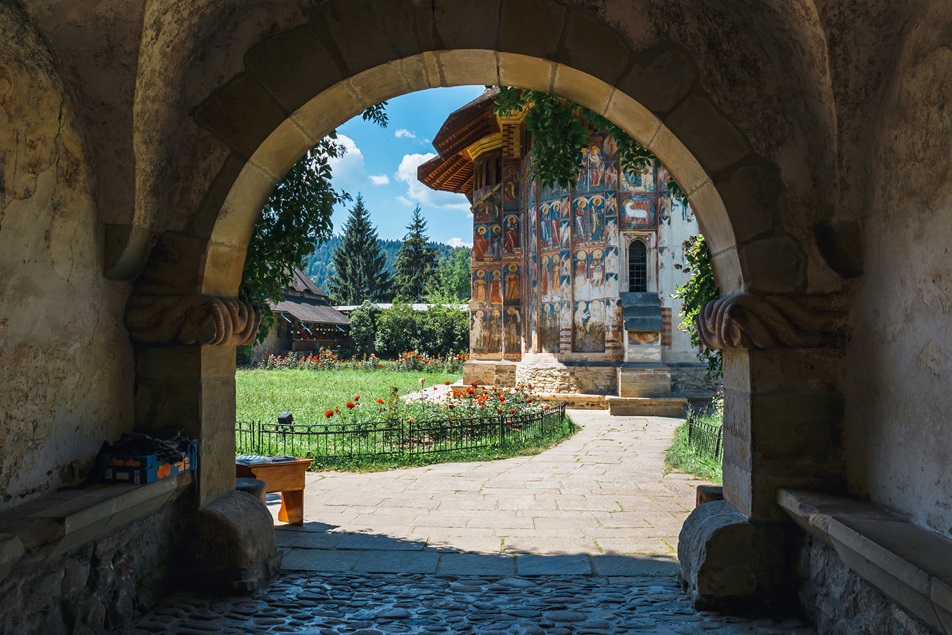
393 206 438 302
673 234 721 379
328 194 393 304
494 87 686 201
429 247 472 302
347 302 381 356
373 303 469 359
239 138 343 330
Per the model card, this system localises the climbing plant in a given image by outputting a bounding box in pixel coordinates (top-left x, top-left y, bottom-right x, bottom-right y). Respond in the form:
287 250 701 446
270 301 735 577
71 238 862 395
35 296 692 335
673 234 721 380
493 87 686 202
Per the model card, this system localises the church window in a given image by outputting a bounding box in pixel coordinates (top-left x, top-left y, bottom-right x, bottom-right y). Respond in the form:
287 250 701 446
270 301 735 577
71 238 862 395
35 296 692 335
628 239 648 293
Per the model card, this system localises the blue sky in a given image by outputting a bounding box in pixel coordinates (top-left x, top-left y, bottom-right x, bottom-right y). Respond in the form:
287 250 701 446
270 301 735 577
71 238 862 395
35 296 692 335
327 85 485 247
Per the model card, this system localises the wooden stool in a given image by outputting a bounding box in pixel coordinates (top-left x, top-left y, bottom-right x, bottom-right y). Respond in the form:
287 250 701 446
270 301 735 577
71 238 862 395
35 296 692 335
236 458 313 524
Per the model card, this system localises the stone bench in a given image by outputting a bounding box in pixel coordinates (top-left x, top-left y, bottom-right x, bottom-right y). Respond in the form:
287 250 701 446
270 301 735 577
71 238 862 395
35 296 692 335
778 488 952 633
0 473 192 586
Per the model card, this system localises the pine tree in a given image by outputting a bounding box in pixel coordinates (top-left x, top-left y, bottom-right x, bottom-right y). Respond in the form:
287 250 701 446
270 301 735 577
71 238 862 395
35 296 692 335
328 194 392 304
393 205 438 302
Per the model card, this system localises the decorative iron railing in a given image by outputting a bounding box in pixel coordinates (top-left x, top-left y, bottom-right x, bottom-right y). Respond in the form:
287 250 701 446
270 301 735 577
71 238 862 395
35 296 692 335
686 404 723 461
235 403 567 461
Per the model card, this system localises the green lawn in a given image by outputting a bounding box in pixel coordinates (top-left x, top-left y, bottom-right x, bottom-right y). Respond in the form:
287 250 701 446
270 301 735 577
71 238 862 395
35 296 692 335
236 368 460 425
665 417 724 484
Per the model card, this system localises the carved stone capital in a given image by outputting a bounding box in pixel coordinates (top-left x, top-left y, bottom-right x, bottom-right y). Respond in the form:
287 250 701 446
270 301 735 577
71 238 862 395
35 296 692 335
126 294 261 346
697 293 847 350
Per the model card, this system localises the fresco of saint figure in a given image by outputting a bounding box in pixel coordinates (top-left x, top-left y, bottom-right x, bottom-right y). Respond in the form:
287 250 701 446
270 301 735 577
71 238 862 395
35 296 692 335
539 204 551 246
471 310 486 352
549 255 560 300
488 309 502 352
574 300 606 352
489 269 503 304
504 264 520 304
472 269 487 304
590 249 605 290
590 195 604 242
604 245 620 282
473 225 489 261
574 250 590 301
573 198 588 244
505 307 521 354
504 214 520 254
490 224 503 260
550 202 562 247
540 254 550 298
473 201 489 224
503 164 519 204
541 304 559 353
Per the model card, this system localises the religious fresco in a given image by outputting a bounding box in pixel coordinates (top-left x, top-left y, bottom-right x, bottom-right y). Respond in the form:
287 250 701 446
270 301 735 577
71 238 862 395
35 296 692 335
620 195 656 230
574 300 606 352
504 307 521 355
488 268 503 304
489 224 503 260
539 303 561 353
503 214 520 255
487 309 502 353
471 310 488 353
472 193 501 224
622 164 657 192
472 269 488 305
473 224 491 261
504 264 520 305
502 163 520 207
572 194 609 245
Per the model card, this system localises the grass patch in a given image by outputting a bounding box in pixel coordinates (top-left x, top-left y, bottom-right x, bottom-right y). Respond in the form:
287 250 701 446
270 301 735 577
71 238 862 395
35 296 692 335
236 368 579 471
665 417 723 484
236 368 459 424
313 415 579 472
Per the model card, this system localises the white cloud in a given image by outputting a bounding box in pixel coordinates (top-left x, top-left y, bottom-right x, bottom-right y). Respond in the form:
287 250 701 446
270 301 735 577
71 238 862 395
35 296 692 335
395 128 417 139
327 134 366 189
394 153 472 212
369 174 390 186
447 237 473 248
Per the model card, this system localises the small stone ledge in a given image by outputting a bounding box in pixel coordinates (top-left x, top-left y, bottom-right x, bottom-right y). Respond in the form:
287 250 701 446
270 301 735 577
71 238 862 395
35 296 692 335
0 473 192 584
778 488 952 633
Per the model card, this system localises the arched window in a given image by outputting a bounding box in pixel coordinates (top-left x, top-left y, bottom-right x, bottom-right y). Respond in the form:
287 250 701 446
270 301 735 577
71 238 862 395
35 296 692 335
628 239 648 293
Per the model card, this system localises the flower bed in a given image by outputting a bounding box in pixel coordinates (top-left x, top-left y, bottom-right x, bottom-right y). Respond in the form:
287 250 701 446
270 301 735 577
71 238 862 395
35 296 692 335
259 350 466 374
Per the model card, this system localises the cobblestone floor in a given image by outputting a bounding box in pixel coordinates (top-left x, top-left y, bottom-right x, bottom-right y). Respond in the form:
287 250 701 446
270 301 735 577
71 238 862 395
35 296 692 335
122 571 814 634
123 411 816 633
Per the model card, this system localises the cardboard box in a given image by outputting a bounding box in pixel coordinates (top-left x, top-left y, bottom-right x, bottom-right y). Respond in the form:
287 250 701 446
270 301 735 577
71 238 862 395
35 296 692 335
102 443 197 485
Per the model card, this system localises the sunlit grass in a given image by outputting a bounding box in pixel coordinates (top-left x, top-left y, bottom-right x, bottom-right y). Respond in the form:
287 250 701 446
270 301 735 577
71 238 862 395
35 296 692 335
665 416 723 484
236 368 459 424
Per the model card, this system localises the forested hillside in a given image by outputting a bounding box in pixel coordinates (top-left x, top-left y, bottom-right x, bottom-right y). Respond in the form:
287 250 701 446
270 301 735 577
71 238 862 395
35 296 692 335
304 237 465 294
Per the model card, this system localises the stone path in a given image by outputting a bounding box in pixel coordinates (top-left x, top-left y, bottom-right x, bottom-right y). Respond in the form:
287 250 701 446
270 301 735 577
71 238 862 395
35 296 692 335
121 411 816 633
276 409 700 572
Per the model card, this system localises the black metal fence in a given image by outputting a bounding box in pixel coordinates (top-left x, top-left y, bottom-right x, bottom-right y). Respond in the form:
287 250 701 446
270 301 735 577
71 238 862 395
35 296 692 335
686 405 723 461
236 403 567 461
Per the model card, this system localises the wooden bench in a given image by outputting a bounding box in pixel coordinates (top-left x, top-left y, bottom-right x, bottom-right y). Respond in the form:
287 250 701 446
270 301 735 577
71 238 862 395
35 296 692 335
235 458 312 525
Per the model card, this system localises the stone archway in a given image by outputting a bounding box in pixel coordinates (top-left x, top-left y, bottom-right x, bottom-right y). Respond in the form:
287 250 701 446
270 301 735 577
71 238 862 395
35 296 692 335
122 1 851 603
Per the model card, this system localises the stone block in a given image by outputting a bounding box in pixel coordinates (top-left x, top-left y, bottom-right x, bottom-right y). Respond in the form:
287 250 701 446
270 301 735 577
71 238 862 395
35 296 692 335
604 90 662 148
606 396 686 417
738 235 807 294
498 53 556 93
691 180 736 255
244 27 342 114
0 534 24 585
617 45 698 115
436 49 500 88
499 0 566 58
193 74 287 161
178 490 280 594
553 64 613 116
678 500 796 613
617 367 671 397
663 91 752 177
562 9 630 85
647 125 709 199
434 0 501 50
712 160 781 244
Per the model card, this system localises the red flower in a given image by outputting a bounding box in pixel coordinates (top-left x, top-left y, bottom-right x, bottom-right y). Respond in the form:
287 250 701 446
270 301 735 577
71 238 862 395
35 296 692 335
448 404 455 410
509 408 516 414
335 407 340 414
408 417 414 423
444 381 451 385
377 398 384 404
346 402 356 409
325 410 334 418
544 405 551 410
526 398 533 404
470 381 478 387
354 395 360 401
496 407 503 414
467 387 475 395
433 386 438 391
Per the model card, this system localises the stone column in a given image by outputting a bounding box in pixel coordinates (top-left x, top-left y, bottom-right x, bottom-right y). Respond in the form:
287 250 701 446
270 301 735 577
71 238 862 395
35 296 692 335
126 293 280 594
678 293 848 611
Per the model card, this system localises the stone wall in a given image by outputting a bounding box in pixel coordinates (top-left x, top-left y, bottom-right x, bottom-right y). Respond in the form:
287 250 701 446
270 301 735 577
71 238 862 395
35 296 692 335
0 3 133 511
796 534 935 635
515 362 617 395
670 364 719 396
0 505 177 634
843 1 952 540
